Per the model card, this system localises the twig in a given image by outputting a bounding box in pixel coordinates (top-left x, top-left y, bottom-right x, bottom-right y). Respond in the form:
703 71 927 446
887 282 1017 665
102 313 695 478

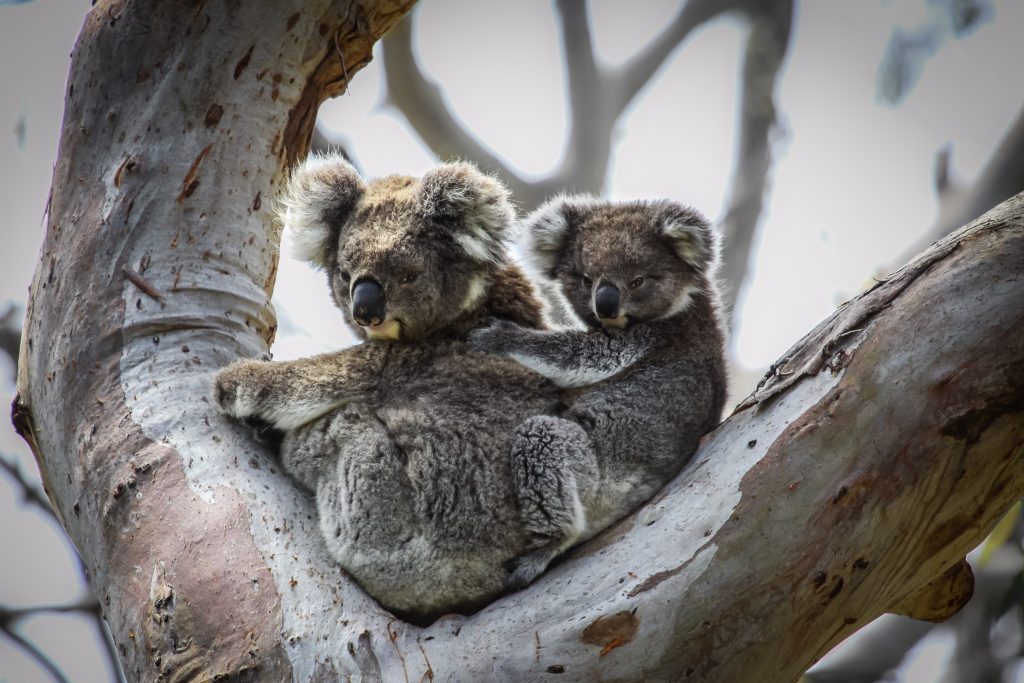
333 30 351 95
0 302 21 378
121 264 164 301
0 453 124 681
0 452 52 515
0 623 70 683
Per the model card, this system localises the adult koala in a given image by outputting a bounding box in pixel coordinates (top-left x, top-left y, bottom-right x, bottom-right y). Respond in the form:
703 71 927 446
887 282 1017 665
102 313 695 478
214 155 560 622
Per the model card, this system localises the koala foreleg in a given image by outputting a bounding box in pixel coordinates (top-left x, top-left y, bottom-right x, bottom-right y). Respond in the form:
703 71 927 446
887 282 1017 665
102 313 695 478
508 415 597 589
213 347 386 430
470 320 656 388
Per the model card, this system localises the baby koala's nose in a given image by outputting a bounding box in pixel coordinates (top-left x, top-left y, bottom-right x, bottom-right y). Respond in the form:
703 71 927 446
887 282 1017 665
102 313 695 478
352 278 386 326
594 281 620 319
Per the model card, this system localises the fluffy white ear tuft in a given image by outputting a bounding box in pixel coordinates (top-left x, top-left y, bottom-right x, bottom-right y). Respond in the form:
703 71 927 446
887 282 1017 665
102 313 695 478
278 153 365 270
418 162 514 264
657 202 717 274
520 194 600 279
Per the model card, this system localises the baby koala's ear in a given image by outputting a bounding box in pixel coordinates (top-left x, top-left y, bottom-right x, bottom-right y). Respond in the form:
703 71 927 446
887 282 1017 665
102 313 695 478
279 153 365 270
521 195 598 279
656 202 717 274
418 162 514 265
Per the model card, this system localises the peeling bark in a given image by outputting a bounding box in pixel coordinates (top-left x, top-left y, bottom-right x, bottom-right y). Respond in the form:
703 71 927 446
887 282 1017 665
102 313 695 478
12 1 1024 682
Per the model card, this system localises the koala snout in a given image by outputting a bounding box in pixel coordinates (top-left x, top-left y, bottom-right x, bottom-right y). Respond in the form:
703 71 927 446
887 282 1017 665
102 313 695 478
594 281 621 319
352 278 386 326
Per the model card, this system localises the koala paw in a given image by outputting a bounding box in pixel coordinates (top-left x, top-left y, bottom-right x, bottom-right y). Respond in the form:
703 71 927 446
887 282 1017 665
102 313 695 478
467 318 525 355
212 360 267 420
506 548 557 590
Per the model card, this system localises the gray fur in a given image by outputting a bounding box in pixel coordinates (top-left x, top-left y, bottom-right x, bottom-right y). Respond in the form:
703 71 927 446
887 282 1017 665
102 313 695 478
215 156 558 622
469 197 728 587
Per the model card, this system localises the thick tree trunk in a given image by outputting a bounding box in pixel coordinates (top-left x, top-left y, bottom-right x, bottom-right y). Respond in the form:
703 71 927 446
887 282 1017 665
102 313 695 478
11 2 416 680
13 2 1024 682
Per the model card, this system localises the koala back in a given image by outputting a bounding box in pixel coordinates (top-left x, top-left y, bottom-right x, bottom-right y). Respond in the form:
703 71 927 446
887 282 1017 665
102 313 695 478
284 340 561 622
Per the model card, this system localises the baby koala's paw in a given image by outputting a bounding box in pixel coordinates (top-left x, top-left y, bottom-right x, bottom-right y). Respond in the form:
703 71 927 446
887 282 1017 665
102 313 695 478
467 318 528 355
213 360 270 421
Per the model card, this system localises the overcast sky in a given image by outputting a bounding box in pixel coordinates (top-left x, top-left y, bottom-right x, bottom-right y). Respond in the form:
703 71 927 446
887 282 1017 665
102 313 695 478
1 1 1022 680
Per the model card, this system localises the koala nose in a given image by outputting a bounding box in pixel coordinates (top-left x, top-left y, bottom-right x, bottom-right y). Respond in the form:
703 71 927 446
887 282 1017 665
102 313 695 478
352 278 386 326
594 281 620 319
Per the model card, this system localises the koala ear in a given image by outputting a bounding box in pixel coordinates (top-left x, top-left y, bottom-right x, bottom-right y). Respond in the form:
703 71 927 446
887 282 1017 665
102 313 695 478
521 194 598 279
657 202 717 274
418 162 514 264
278 153 365 270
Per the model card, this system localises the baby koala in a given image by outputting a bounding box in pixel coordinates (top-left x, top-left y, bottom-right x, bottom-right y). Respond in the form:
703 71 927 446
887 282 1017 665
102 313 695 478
470 196 727 586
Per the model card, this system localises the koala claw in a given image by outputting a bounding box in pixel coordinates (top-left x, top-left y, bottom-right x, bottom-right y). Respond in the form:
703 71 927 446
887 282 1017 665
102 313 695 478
213 374 240 415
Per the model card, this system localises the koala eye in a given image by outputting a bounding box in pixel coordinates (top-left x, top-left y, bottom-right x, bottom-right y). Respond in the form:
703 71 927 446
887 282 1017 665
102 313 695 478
340 271 352 283
630 276 644 289
581 274 593 288
399 272 419 285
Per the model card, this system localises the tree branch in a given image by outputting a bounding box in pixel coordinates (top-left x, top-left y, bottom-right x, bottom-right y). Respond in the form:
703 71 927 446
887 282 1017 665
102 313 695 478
0 625 70 683
610 0 729 117
13 2 416 680
379 16 536 201
0 452 49 514
715 0 794 329
0 452 120 681
549 0 612 196
886 104 1024 274
0 303 20 381
16 0 1024 679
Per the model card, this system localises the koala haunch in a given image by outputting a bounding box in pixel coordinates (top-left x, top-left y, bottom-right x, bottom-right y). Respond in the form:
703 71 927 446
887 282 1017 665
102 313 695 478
470 196 728 587
215 156 561 622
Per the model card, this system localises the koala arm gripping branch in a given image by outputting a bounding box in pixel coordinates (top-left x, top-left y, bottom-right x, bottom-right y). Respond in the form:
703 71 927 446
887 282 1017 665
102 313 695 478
213 345 387 430
469 319 657 388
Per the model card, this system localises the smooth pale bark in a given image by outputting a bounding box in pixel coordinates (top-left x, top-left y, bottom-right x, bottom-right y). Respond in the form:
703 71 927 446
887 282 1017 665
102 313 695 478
14 1 1024 681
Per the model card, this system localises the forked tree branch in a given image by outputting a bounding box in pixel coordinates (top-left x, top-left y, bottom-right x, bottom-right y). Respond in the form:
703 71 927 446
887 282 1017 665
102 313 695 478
380 18 531 197
609 0 726 116
13 1 1023 681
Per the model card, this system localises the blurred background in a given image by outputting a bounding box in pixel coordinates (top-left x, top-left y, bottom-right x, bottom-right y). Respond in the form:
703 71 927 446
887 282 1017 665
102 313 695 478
1 0 1023 680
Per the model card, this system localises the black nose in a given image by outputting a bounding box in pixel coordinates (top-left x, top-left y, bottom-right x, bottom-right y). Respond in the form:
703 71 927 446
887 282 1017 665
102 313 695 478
352 278 386 326
594 282 620 319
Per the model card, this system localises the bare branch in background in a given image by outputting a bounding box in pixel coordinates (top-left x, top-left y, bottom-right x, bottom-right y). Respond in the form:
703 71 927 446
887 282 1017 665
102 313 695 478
716 0 793 325
804 616 935 683
380 19 532 199
0 303 21 381
610 0 724 115
0 620 71 683
379 0 796 333
0 453 123 682
877 0 994 105
936 106 1024 239
550 0 608 197
887 104 1024 271
0 451 50 515
309 124 362 175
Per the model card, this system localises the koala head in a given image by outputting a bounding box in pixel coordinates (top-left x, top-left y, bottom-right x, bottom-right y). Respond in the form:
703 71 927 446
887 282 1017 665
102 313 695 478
523 196 716 329
280 154 515 341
